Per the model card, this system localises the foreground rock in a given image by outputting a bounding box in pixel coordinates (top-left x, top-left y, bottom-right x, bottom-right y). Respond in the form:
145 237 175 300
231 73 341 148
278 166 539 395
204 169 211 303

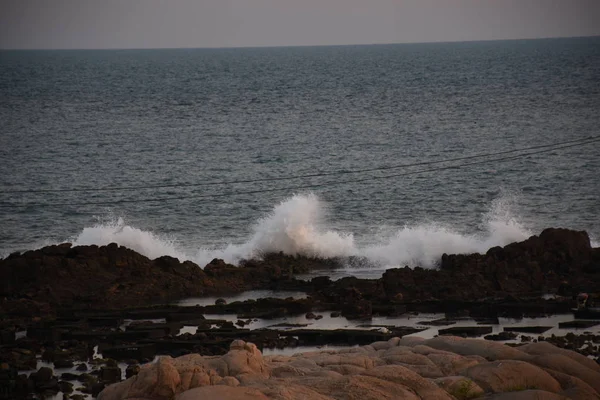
98 336 600 400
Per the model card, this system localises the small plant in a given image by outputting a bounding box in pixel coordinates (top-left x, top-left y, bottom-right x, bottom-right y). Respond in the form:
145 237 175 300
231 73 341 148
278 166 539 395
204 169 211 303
449 379 481 400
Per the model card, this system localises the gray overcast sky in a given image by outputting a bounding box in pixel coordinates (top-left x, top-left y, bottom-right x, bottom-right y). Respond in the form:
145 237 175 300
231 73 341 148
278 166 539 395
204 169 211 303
1 0 600 49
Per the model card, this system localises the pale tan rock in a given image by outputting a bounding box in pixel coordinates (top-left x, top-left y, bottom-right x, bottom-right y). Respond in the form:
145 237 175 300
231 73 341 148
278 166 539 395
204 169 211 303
528 353 600 394
361 345 377 353
325 364 366 375
482 389 569 399
178 365 209 392
464 360 561 394
298 375 421 400
256 380 335 400
271 364 307 378
287 356 319 369
427 351 482 376
424 336 530 361
311 352 383 370
361 364 454 399
100 337 600 400
544 368 600 400
220 376 240 387
412 344 458 355
381 352 444 378
266 354 292 363
397 336 426 347
370 340 392 351
207 339 270 379
99 357 181 400
175 385 269 400
335 347 370 355
520 341 600 373
434 376 484 399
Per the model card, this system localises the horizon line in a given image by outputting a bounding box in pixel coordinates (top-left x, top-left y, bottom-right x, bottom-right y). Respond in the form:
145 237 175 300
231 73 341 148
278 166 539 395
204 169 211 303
1 34 599 52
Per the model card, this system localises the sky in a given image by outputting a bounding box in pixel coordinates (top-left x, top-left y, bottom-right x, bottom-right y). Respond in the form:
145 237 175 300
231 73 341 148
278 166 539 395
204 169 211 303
1 0 599 50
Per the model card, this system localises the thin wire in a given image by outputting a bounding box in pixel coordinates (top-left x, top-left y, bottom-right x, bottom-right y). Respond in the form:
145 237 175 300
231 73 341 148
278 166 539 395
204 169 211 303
1 137 597 209
1 134 598 194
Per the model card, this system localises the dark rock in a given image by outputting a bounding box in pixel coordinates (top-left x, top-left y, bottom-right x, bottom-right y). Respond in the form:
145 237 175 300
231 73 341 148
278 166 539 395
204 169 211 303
125 364 140 379
330 311 341 318
75 363 88 371
104 359 118 368
573 308 600 319
305 312 317 320
31 366 53 387
484 331 518 341
60 372 80 381
14 373 33 398
559 320 600 329
215 298 227 305
58 380 74 394
54 359 75 369
438 326 493 337
503 326 553 334
77 373 97 385
0 329 15 344
99 366 121 384
101 344 157 361
36 377 59 392
91 382 106 396
418 318 457 326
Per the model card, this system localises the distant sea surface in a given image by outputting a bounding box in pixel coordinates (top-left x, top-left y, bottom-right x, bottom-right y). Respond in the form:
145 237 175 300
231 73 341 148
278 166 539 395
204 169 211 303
1 37 599 272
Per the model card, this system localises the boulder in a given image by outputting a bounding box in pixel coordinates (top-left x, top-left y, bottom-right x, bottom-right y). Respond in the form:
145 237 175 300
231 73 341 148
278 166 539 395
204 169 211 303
463 360 561 394
98 337 600 400
361 365 454 399
423 336 529 361
175 385 269 400
519 341 600 373
526 353 600 394
544 368 599 400
297 375 422 400
483 390 569 399
434 376 484 399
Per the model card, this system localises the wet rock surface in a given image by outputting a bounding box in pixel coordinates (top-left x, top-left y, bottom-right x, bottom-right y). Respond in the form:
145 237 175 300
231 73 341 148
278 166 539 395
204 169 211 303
1 228 598 325
1 228 600 398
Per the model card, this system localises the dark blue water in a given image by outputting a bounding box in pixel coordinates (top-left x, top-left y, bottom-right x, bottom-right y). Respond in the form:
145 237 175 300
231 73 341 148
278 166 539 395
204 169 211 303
1 37 599 270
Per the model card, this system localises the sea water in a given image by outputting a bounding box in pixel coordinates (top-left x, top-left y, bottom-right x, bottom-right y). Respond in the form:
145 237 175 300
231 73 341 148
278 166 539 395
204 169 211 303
1 37 599 272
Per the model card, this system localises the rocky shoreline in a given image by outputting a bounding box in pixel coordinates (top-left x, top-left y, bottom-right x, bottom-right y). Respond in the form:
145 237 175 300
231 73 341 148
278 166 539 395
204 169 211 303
1 227 600 399
101 336 600 399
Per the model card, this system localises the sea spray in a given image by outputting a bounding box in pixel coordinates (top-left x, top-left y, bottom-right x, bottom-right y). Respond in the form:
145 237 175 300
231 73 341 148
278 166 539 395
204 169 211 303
67 193 533 269
73 217 187 261
362 193 532 268
194 193 355 265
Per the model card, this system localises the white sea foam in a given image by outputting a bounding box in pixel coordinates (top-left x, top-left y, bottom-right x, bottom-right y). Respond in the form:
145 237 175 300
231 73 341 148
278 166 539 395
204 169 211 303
65 193 534 270
193 193 355 265
72 217 188 261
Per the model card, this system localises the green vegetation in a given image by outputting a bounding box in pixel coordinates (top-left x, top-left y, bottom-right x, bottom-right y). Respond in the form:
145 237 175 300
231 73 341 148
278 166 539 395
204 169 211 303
448 379 481 400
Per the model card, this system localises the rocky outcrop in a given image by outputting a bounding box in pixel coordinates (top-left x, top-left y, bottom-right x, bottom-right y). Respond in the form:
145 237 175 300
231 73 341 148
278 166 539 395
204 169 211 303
1 228 598 325
0 243 312 323
380 228 600 301
98 336 600 400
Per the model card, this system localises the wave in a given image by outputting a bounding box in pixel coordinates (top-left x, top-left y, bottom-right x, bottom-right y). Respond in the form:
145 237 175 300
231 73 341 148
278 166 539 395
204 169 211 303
67 193 533 269
73 217 188 261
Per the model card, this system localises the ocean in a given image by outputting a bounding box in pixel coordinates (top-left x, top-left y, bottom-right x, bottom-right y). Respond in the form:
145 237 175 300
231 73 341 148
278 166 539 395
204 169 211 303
1 37 599 273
